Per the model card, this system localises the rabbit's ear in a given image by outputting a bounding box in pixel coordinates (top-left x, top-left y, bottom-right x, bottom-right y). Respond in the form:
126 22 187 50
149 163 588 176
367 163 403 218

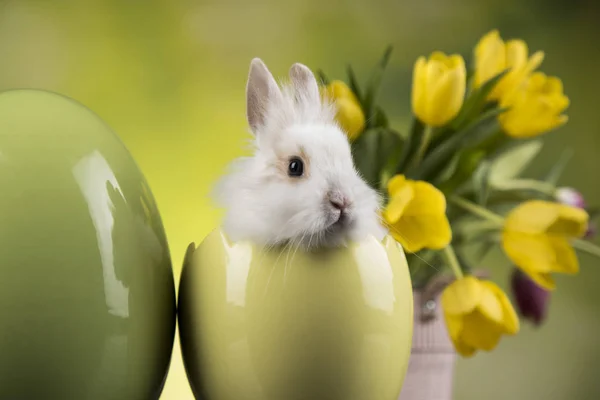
246 58 282 133
289 63 321 105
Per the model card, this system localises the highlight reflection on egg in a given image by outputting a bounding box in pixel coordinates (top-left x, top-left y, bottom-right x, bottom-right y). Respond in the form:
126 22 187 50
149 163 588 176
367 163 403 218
0 90 176 400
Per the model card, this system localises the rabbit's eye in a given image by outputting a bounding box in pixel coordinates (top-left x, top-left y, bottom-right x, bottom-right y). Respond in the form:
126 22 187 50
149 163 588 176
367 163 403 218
288 157 304 177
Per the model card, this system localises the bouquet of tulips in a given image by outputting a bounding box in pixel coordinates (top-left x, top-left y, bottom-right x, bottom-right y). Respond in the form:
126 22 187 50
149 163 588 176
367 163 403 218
318 29 600 357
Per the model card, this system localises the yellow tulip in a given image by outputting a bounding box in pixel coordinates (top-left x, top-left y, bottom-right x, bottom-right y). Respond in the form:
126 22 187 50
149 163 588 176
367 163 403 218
498 72 570 138
383 174 452 252
441 276 520 357
502 200 589 290
473 29 545 101
321 80 365 141
411 51 466 127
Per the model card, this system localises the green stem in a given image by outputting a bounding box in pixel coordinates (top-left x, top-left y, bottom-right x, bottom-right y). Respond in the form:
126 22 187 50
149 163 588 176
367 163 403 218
572 238 600 258
411 125 433 168
454 220 501 237
449 196 505 224
441 245 464 279
492 179 557 196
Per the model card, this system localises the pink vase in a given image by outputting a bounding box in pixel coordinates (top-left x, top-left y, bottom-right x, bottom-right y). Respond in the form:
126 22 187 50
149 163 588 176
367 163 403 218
398 289 456 400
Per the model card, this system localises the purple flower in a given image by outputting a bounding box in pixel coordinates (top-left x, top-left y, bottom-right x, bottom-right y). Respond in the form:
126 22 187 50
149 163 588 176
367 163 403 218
555 187 586 209
511 268 550 326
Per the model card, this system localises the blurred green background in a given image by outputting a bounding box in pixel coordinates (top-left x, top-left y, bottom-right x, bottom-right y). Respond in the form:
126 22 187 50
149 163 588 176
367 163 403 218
1 0 599 398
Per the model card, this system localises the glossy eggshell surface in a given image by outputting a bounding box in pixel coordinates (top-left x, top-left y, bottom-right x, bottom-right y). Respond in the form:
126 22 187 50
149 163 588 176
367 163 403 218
178 229 413 400
0 89 176 399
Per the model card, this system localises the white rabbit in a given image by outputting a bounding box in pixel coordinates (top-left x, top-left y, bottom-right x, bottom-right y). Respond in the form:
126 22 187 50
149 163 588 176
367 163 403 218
212 58 387 250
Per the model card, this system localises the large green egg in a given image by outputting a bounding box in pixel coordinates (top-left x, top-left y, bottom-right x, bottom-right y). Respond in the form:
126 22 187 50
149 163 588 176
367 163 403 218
178 230 413 400
0 90 176 399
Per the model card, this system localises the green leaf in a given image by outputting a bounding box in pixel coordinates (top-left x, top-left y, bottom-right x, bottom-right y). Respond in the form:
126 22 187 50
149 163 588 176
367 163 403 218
472 160 492 206
346 65 363 104
316 69 330 86
572 238 600 259
542 147 574 185
373 106 389 129
437 150 485 194
433 152 462 185
363 45 393 129
352 127 402 190
454 247 474 274
474 241 496 261
394 117 425 175
377 129 404 187
352 128 380 188
487 139 544 186
450 69 509 130
484 189 543 206
408 107 504 181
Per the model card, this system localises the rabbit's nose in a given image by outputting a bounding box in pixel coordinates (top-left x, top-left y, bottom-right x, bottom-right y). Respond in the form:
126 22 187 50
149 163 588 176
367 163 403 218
328 191 351 211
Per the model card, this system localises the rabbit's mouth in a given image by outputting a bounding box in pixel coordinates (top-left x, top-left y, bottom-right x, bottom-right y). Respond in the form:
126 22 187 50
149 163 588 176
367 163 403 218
322 213 354 239
328 209 351 230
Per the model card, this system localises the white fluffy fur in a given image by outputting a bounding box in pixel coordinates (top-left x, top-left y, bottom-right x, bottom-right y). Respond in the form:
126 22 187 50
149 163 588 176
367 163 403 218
212 59 387 250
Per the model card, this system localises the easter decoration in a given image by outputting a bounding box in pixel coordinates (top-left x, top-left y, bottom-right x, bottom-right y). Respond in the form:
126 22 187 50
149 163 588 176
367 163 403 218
0 89 176 399
177 59 414 400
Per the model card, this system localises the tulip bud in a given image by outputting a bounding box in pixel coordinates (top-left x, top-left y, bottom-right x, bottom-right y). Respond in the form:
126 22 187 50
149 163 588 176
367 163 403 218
473 30 544 101
411 52 466 127
510 268 550 326
498 72 569 138
321 80 366 142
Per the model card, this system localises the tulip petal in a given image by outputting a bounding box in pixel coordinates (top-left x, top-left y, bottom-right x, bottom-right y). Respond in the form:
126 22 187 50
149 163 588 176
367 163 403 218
387 174 409 196
476 283 504 325
504 201 561 234
383 185 414 224
387 220 427 253
443 312 463 342
427 62 466 126
404 181 447 215
411 57 428 120
335 97 365 140
474 30 506 88
460 310 504 352
443 312 477 357
393 214 451 252
453 338 477 357
544 76 563 94
441 276 482 316
493 40 531 99
528 72 547 89
388 227 422 253
502 231 555 273
505 40 528 69
326 80 354 100
427 214 453 249
525 51 545 75
549 237 579 275
547 205 589 237
522 270 556 291
423 61 444 104
475 30 501 60
550 115 569 131
481 281 520 334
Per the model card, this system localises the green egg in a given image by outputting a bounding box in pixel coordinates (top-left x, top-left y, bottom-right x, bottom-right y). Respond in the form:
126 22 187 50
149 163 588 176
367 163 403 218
0 90 176 399
178 230 413 400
